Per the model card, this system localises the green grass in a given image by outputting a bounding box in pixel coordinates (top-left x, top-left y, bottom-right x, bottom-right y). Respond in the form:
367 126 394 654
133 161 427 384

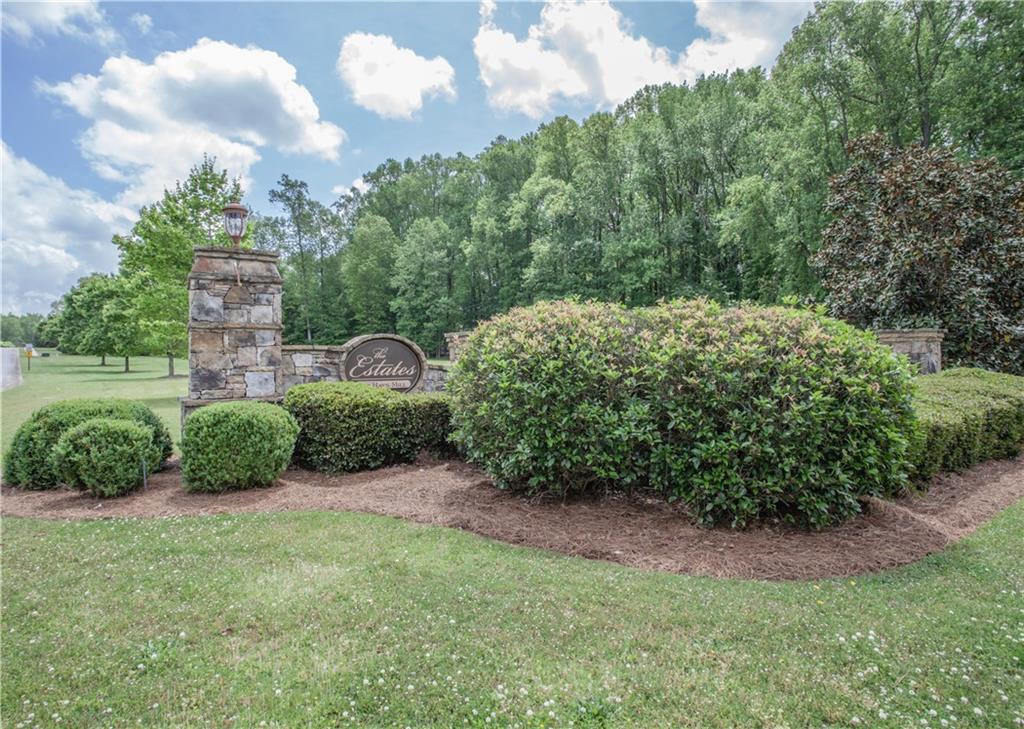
1 352 187 452
2 506 1022 727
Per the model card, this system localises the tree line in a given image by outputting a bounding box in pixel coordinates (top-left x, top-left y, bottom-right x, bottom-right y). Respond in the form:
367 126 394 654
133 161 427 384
29 0 1023 369
264 0 1021 353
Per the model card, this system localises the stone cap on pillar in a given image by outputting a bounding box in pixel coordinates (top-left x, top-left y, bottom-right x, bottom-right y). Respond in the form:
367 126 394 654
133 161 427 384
874 328 945 340
189 247 282 284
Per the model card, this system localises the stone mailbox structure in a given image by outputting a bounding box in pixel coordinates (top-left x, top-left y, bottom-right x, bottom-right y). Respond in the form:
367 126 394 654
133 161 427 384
181 247 283 424
875 329 945 374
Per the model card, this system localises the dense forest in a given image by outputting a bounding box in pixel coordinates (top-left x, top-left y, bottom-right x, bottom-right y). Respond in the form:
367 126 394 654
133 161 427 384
30 1 1024 368
248 0 1022 353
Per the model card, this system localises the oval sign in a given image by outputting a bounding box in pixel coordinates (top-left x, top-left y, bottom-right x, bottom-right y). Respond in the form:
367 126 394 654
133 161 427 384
342 335 424 392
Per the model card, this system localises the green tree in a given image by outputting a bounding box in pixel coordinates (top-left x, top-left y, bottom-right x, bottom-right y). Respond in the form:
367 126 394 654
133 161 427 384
342 214 398 333
945 1 1024 171
0 313 44 346
49 275 118 364
135 281 188 377
392 218 459 354
715 176 781 302
815 134 1024 374
99 275 151 373
268 174 316 342
114 156 241 375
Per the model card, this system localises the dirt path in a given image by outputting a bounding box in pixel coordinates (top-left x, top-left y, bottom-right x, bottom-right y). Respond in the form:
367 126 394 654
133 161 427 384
3 456 1022 581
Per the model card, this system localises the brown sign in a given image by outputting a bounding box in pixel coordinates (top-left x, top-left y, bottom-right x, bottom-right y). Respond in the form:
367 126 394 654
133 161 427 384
342 335 423 392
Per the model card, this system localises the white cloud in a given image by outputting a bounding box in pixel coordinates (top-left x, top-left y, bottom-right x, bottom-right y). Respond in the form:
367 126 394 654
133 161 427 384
130 13 153 35
1 1 118 46
332 176 369 196
1 142 134 314
685 1 813 73
38 38 346 209
337 32 456 119
474 0 811 117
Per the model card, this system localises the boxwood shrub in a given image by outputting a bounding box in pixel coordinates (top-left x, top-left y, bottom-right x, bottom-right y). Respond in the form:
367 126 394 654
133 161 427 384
52 418 158 498
908 368 1024 481
284 382 452 473
448 298 917 528
3 398 173 489
181 401 299 492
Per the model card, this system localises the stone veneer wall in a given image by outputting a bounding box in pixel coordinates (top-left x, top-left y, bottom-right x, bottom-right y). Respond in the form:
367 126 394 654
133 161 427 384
281 345 451 393
422 364 449 393
875 329 944 374
282 345 343 390
181 247 283 424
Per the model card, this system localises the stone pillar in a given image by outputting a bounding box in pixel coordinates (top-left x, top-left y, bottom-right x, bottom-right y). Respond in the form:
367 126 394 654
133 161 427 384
875 329 945 374
181 247 283 425
444 331 471 363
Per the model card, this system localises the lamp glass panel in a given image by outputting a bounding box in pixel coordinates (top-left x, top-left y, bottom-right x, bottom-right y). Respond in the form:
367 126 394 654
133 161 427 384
224 211 246 238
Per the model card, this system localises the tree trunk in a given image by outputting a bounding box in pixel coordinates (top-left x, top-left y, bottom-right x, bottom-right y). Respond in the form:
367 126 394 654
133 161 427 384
101 354 107 366
167 353 175 377
124 356 130 373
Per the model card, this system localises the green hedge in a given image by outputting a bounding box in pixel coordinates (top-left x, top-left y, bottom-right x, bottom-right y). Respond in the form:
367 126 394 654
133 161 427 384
909 368 1024 481
449 298 916 529
181 401 299 493
284 382 451 473
3 399 173 489
52 418 158 498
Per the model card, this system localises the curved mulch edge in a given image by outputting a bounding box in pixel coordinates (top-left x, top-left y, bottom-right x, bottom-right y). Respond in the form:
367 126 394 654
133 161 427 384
2 456 1022 581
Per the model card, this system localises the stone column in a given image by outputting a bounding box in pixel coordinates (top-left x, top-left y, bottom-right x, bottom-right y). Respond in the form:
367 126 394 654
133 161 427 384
181 247 283 425
875 329 945 374
444 331 471 363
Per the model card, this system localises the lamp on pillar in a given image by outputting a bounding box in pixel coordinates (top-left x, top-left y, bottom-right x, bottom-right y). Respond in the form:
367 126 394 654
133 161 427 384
222 200 249 247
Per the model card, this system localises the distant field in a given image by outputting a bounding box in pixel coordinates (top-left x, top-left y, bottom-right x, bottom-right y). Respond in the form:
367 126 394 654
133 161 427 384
0 352 187 453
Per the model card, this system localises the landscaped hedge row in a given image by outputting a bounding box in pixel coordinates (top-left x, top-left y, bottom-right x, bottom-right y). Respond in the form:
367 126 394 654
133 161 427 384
283 382 451 473
3 399 173 490
908 368 1024 481
181 401 299 492
448 298 917 528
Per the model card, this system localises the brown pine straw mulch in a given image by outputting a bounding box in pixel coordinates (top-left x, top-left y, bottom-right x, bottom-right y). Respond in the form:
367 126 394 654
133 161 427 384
3 456 1022 581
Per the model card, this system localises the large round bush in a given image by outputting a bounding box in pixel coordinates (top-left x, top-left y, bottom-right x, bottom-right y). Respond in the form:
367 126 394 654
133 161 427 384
181 401 299 492
52 418 158 497
3 399 173 489
448 298 917 528
283 382 451 473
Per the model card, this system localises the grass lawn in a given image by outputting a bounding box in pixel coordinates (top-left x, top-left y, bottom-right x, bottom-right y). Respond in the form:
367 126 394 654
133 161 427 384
1 352 187 452
2 505 1022 727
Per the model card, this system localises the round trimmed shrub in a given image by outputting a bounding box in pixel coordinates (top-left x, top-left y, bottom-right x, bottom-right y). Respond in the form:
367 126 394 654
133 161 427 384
283 381 451 473
52 418 158 497
180 401 299 492
3 398 173 489
448 298 917 528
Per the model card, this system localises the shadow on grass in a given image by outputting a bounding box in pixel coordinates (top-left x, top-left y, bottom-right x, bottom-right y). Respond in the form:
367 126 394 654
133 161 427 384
49 366 124 376
85 374 181 382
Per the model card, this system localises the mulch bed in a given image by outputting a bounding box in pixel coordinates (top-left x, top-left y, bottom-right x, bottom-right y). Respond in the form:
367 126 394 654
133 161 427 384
3 456 1022 581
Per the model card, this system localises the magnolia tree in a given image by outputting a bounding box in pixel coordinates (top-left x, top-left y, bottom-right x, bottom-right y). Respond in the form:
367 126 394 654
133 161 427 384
815 135 1024 374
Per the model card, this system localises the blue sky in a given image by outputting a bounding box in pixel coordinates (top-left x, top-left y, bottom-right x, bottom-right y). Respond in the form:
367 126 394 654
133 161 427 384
1 1 811 314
